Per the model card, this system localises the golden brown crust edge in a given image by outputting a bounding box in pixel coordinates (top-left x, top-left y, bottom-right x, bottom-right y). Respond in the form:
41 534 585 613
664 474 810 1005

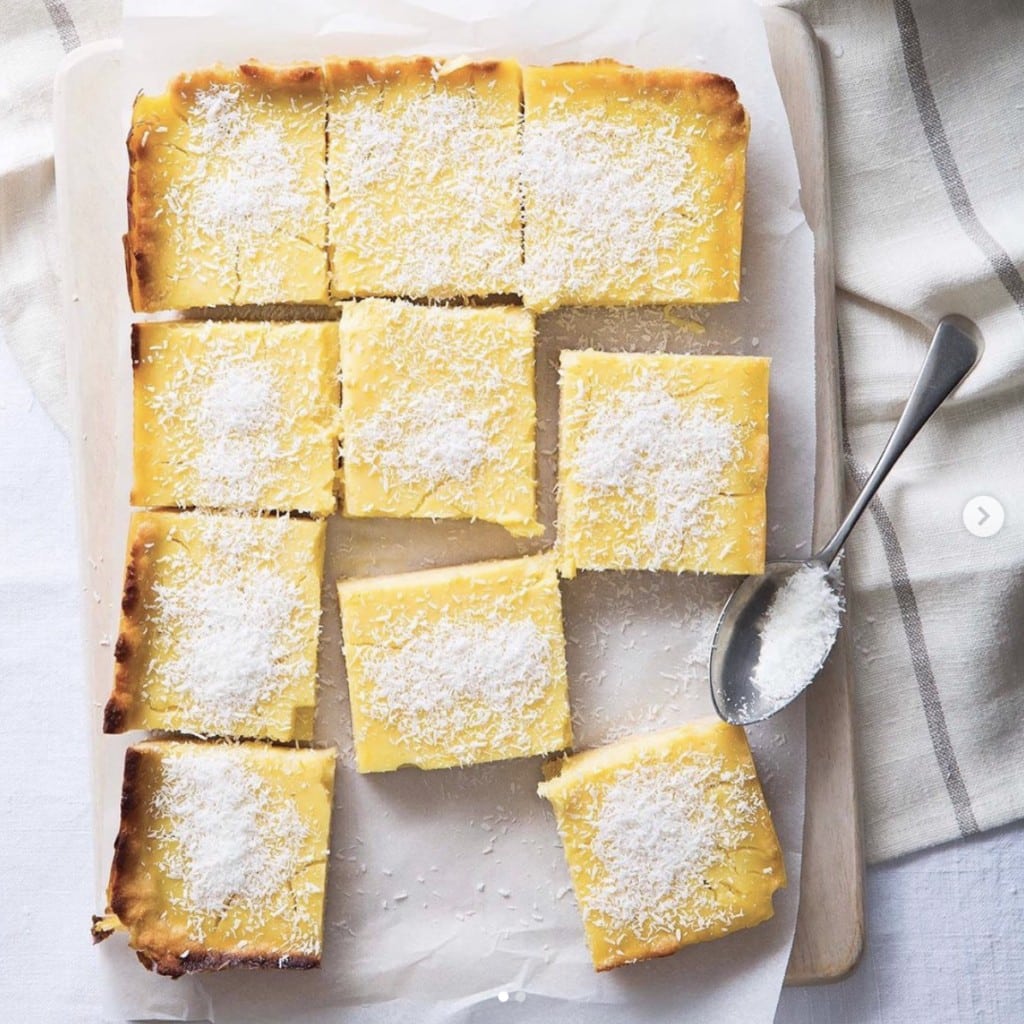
92 910 323 978
90 913 119 943
142 948 321 979
530 60 748 136
323 54 515 90
324 55 436 88
124 93 182 313
173 60 324 98
100 745 148 944
124 95 152 313
592 906 776 971
594 932 694 972
103 517 158 733
237 60 323 91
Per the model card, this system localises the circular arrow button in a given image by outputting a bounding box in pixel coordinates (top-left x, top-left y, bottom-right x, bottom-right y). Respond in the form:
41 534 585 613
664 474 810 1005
962 495 1005 538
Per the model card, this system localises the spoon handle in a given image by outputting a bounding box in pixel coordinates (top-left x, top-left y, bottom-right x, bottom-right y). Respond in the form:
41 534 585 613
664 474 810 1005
817 314 982 567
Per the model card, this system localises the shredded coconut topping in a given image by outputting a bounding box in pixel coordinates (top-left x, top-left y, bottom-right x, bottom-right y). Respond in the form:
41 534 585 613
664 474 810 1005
585 753 759 942
151 748 316 947
343 302 532 507
163 83 324 300
353 389 491 492
140 323 329 512
186 86 308 235
523 110 691 301
753 563 843 703
520 88 730 307
568 376 742 567
329 77 520 296
197 362 276 435
143 516 317 734
188 359 291 508
357 615 558 760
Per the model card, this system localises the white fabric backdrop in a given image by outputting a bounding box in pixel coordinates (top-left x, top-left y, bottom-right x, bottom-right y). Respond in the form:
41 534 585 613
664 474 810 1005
0 0 116 432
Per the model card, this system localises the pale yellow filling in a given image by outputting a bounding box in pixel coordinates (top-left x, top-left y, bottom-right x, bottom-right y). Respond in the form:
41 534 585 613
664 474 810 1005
538 719 785 971
340 299 541 537
557 350 769 577
132 321 340 517
339 553 571 772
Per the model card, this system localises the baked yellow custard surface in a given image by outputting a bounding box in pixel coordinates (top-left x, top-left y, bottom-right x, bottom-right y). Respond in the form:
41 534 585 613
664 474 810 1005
132 320 340 516
557 350 769 577
93 740 336 977
104 511 325 742
522 61 749 311
538 719 786 971
126 62 329 310
339 553 571 772
327 57 521 300
340 299 541 537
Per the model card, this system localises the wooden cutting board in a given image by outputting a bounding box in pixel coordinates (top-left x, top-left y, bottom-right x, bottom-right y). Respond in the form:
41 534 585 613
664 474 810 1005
54 5 863 990
763 6 866 985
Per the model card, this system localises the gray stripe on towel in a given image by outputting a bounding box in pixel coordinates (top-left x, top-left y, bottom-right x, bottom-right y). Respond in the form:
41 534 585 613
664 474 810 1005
838 328 979 837
893 0 1024 318
41 0 81 53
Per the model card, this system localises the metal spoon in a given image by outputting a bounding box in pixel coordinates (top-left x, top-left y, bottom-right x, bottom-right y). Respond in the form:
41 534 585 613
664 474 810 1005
710 314 983 725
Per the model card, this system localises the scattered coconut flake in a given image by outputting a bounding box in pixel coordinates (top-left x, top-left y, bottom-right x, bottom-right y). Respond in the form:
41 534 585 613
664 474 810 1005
161 82 324 300
329 74 520 296
521 96 699 306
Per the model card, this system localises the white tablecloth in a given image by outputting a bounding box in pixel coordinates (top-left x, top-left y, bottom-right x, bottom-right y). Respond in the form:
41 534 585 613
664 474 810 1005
3 333 1023 1022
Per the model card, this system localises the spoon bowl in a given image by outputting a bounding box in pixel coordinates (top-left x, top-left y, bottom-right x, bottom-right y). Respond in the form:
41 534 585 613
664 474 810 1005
710 560 826 724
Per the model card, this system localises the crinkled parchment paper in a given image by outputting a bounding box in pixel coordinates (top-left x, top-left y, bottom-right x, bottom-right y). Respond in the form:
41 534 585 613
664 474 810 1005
90 1 816 1020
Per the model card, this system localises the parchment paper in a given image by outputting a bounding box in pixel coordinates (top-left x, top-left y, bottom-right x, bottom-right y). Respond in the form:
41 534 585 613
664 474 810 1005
92 1 817 1020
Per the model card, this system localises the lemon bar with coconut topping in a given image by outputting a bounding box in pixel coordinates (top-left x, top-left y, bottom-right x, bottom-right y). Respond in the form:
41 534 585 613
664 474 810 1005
126 62 329 310
132 321 340 517
104 511 324 742
326 57 521 299
557 350 769 577
521 62 749 312
340 299 541 537
538 719 786 971
92 740 336 976
338 553 571 772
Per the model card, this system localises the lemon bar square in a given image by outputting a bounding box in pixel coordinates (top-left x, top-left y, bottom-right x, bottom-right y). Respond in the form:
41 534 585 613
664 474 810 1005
340 299 541 537
126 62 328 310
538 719 786 971
132 321 340 516
338 553 571 772
557 350 769 577
326 57 521 299
92 740 336 976
104 511 325 742
522 62 749 312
